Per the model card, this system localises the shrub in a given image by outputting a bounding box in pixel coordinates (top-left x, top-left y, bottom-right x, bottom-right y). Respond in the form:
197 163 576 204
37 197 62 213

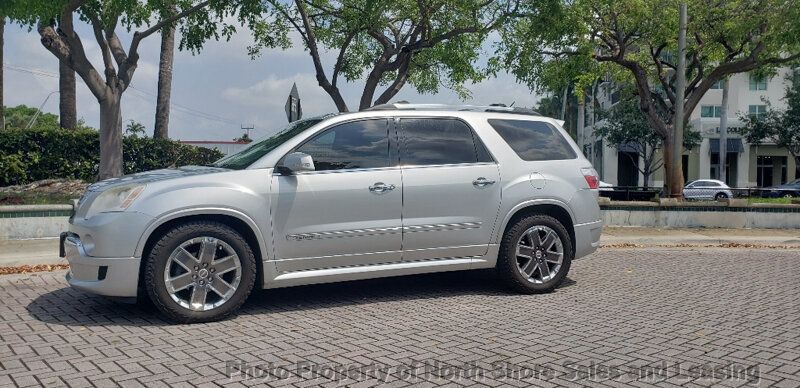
0 127 224 186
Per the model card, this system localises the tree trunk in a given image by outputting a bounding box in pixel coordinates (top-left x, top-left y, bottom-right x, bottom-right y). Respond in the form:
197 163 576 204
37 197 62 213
154 12 176 139
98 95 124 180
560 86 568 120
0 17 4 130
59 61 78 129
663 133 681 196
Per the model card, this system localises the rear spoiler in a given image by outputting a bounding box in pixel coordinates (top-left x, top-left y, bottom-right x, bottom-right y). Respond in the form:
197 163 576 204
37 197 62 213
553 119 566 127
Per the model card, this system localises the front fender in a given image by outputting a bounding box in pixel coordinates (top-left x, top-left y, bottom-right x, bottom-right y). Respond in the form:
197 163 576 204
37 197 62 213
133 206 270 263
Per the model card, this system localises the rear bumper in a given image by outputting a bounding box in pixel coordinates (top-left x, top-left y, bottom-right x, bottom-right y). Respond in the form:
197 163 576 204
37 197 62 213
61 233 140 298
574 220 602 259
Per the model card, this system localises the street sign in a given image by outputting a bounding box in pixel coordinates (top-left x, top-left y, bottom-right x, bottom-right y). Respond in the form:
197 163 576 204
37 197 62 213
285 83 302 123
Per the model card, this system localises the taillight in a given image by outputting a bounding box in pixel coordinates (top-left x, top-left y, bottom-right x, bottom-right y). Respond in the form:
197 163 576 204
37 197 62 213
581 167 599 189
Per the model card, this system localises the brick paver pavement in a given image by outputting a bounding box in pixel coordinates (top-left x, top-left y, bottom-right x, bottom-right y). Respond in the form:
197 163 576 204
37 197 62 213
1 248 799 387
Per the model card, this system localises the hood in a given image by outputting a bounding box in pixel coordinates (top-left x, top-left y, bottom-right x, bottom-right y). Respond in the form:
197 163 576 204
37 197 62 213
87 166 229 192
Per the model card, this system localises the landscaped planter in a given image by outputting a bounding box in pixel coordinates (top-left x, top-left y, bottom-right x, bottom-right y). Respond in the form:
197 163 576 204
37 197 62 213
600 200 800 228
0 205 72 239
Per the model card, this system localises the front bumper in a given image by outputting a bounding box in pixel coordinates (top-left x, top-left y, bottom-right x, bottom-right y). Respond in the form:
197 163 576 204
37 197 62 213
61 233 140 298
574 219 602 259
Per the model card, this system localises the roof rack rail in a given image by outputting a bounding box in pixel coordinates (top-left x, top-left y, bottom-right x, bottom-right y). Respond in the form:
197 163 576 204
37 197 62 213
364 102 542 116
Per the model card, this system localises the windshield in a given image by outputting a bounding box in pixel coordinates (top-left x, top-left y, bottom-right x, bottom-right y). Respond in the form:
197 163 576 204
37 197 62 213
213 116 329 170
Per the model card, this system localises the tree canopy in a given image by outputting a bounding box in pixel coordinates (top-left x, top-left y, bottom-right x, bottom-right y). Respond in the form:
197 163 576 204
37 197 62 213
253 0 521 111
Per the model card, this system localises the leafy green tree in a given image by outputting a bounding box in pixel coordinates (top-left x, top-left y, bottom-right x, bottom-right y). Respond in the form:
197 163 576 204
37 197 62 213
3 105 60 129
124 120 147 138
596 94 701 186
253 0 520 112
739 70 800 172
9 0 269 179
498 0 800 196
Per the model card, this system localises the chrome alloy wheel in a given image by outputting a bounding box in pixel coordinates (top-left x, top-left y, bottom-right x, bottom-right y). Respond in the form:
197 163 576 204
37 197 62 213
164 237 242 311
515 225 564 284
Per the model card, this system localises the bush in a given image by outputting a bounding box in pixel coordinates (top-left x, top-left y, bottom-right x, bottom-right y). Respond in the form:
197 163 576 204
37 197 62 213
0 127 224 186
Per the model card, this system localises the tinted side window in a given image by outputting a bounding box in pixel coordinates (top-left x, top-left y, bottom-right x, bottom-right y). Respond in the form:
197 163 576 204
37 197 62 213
295 119 389 171
400 118 481 165
488 119 577 161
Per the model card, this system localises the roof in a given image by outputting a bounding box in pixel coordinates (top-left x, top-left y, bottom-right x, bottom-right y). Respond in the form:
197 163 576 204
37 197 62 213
364 102 542 116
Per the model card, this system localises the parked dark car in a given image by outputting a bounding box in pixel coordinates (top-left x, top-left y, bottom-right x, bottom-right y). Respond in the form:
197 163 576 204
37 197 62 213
761 179 800 198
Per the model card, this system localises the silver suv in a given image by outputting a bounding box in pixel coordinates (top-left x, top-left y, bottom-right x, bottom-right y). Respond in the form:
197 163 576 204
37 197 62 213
61 104 602 323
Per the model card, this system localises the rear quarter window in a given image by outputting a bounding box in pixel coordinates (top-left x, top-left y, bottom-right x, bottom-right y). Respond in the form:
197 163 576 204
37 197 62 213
488 119 577 161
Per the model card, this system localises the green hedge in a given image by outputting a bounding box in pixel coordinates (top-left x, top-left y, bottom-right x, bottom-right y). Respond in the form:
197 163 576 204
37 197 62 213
0 127 224 186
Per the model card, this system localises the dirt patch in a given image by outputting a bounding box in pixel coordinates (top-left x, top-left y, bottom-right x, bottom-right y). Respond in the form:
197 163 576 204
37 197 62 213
0 264 70 275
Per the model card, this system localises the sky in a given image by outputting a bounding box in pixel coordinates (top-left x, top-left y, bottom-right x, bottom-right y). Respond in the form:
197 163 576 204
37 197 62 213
3 18 542 141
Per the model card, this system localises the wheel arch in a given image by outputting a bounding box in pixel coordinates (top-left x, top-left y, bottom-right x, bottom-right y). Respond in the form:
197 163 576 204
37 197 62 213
496 201 575 247
136 209 268 297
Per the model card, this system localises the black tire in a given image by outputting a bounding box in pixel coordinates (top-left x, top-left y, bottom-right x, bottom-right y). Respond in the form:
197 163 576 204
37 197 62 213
496 214 573 294
145 221 256 323
715 192 728 200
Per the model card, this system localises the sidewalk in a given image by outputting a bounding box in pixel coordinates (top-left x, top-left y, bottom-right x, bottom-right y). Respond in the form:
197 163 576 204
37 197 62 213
1 227 798 267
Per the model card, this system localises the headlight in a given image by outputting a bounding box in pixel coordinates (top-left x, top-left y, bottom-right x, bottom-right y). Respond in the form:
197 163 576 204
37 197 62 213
84 184 146 219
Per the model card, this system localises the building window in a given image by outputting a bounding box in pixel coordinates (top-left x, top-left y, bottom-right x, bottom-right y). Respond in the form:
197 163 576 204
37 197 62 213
749 74 767 90
701 105 722 118
710 80 724 89
748 105 768 119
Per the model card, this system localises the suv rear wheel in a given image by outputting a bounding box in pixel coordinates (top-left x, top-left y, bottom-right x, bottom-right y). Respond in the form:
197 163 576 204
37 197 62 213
497 214 573 293
144 221 256 323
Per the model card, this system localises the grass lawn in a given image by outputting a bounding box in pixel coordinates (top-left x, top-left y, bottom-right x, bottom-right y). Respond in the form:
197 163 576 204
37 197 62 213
747 197 795 204
0 191 78 205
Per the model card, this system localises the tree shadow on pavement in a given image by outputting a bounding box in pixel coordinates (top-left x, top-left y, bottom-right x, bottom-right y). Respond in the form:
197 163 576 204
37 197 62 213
27 269 576 327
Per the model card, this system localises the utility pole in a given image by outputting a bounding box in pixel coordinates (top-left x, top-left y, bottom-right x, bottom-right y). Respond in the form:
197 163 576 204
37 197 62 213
577 94 585 156
589 80 598 165
719 77 730 183
241 124 254 140
671 3 688 198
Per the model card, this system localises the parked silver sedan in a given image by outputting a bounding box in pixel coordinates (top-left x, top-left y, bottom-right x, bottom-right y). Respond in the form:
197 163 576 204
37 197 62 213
61 104 602 323
683 179 734 200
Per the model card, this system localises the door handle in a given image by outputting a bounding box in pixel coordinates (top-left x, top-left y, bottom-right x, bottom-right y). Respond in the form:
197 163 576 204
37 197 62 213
369 182 396 193
472 177 496 187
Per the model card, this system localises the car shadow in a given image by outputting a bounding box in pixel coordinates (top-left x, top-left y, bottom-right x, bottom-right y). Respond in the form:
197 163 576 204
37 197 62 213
27 270 576 327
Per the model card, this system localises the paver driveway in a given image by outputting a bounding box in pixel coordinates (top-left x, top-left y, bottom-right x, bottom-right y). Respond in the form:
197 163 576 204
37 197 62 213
1 248 799 387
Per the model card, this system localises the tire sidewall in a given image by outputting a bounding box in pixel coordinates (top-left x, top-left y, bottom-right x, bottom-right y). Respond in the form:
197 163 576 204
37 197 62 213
498 215 574 292
145 222 256 323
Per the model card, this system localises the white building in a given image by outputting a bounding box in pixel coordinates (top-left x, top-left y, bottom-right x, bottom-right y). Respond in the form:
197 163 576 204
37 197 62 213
585 67 796 188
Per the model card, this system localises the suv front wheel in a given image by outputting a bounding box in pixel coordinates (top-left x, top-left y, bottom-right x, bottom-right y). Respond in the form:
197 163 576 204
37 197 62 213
497 214 573 293
144 221 256 323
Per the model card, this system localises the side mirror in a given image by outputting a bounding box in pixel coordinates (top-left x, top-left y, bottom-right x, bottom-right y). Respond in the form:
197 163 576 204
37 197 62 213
278 152 315 174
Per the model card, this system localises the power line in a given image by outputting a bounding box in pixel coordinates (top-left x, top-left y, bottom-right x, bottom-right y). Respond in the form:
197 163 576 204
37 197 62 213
3 62 250 130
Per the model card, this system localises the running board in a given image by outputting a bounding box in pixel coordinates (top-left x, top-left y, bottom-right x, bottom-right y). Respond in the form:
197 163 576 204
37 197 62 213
263 258 476 289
